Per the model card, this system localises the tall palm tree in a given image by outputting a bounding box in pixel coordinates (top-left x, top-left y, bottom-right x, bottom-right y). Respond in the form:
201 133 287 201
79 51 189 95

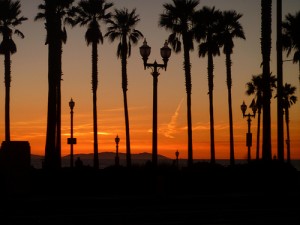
281 83 297 163
105 8 143 168
246 74 276 160
261 0 272 161
35 0 74 169
0 0 27 142
194 6 222 164
72 0 113 169
53 0 74 169
282 11 300 84
35 0 58 168
276 0 284 163
219 10 245 166
159 0 199 168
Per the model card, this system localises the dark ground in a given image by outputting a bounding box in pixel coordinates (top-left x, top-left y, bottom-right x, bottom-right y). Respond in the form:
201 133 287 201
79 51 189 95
1 160 300 225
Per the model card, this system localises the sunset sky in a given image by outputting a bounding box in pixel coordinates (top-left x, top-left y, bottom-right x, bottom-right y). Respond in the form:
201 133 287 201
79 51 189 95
0 0 299 161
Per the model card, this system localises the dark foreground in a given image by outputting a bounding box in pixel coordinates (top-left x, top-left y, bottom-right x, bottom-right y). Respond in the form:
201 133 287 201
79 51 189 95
1 161 300 225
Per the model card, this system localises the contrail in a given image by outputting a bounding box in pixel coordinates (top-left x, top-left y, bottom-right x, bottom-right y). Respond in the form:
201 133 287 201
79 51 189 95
163 98 184 138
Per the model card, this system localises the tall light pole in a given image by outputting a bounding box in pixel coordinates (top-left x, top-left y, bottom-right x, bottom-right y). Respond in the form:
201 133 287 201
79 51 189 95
115 135 120 166
68 98 76 168
139 39 171 167
241 100 257 163
175 150 179 169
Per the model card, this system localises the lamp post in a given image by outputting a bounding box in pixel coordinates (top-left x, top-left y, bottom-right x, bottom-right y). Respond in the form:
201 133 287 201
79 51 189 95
140 39 171 167
241 100 257 163
115 135 120 166
68 98 76 168
175 150 179 168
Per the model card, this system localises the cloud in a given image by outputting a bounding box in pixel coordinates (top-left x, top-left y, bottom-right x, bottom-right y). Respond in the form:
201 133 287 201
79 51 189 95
193 122 229 131
97 132 113 136
159 98 184 138
102 106 147 112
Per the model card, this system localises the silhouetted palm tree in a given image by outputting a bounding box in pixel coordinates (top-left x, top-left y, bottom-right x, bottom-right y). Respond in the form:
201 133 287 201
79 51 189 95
0 0 27 142
105 8 143 168
53 0 74 168
281 83 297 163
276 0 284 163
72 0 113 169
35 0 58 168
261 0 272 161
194 6 222 164
282 11 300 84
219 10 245 166
159 0 199 167
246 74 276 160
35 0 74 169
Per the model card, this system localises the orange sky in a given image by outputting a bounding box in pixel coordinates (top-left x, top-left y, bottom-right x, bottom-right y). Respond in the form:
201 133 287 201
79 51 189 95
1 0 300 160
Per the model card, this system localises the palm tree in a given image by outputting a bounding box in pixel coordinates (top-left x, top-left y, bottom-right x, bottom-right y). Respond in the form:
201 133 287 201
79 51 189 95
72 0 113 169
35 0 58 168
276 0 284 163
0 0 27 142
194 6 222 164
53 0 74 168
219 10 245 166
282 11 300 83
105 8 143 168
281 83 297 163
35 0 74 169
159 0 199 167
246 74 276 160
261 0 272 161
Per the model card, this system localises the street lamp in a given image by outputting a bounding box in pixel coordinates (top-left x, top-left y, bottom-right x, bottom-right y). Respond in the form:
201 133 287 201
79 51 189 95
115 135 120 166
140 39 171 167
68 98 76 168
175 150 179 168
241 99 257 163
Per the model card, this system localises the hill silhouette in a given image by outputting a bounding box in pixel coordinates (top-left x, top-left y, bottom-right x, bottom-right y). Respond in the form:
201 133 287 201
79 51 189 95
30 152 173 169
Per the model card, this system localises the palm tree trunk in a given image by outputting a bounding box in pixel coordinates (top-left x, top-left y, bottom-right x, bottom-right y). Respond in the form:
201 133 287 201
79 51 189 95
183 36 193 167
208 52 215 164
92 41 99 169
285 108 291 163
123 90 131 167
44 41 57 169
121 49 131 167
4 51 11 142
55 42 63 168
52 21 62 169
276 0 284 162
93 90 99 169
225 53 234 165
256 107 262 159
187 91 193 167
56 77 61 167
261 0 272 161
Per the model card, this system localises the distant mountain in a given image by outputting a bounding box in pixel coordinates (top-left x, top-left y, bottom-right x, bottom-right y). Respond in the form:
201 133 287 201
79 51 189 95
28 154 300 171
30 152 173 169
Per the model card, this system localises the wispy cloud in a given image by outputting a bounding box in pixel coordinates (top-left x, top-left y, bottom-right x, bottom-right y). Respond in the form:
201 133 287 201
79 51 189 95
193 122 229 131
159 98 184 138
97 132 113 136
102 106 147 113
